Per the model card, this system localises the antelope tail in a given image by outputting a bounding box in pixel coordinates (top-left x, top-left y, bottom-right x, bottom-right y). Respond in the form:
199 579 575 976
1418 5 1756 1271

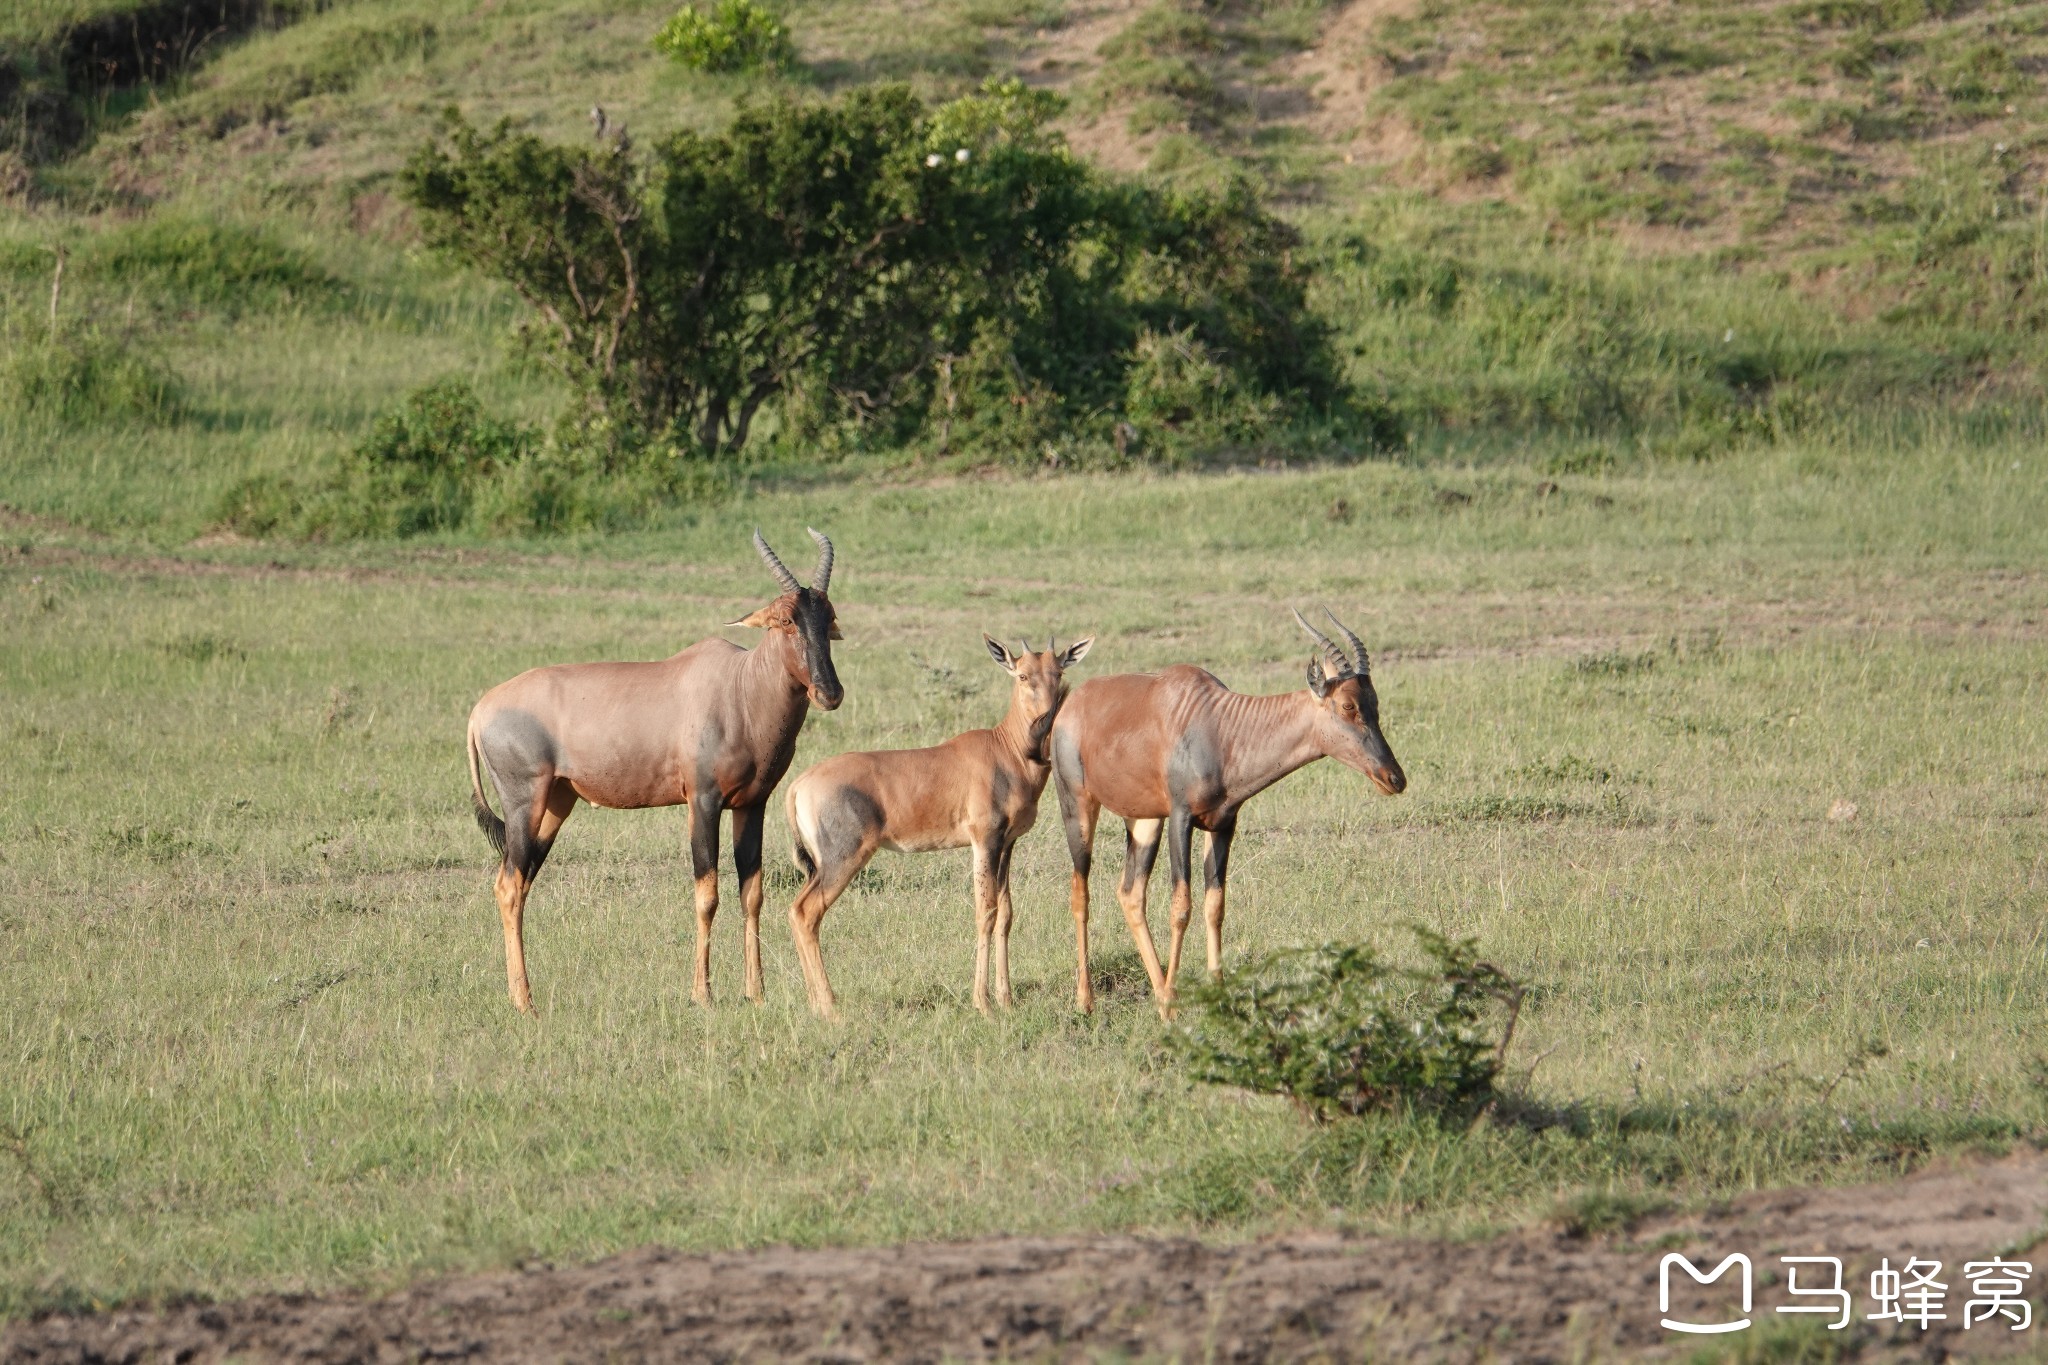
785 782 818 884
467 722 506 856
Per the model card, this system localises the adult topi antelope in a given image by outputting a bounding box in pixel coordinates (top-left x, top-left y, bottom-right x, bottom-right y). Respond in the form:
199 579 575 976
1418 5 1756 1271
783 634 1094 1018
1050 609 1404 1014
465 529 842 1013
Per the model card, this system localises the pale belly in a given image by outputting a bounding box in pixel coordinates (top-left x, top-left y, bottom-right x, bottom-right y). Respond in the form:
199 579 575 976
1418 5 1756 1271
882 827 969 855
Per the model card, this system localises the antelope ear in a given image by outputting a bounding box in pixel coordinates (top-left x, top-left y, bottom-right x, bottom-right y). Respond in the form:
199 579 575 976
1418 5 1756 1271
1059 636 1094 668
1306 655 1332 699
732 605 779 630
983 633 1018 673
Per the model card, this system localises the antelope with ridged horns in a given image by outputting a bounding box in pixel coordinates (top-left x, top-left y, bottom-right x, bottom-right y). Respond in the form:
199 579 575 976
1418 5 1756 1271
465 529 842 1013
1050 610 1404 1014
783 634 1094 1018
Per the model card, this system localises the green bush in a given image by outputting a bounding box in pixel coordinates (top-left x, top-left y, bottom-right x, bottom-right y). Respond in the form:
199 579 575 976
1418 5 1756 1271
324 378 533 536
0 329 183 424
401 80 1382 470
1169 930 1525 1123
652 0 795 73
214 379 733 540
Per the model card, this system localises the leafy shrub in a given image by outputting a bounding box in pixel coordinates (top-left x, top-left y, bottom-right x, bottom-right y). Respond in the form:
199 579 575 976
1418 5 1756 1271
1120 325 1281 456
401 80 1381 469
214 379 733 539
1169 930 1524 1123
653 0 794 73
323 378 534 536
1 329 183 424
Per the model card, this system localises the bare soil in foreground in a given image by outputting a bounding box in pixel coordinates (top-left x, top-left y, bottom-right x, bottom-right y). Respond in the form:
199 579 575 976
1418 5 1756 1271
7 1152 2047 1363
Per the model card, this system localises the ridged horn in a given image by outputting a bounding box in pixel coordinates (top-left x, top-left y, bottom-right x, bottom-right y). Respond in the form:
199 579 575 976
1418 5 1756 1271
1324 607 1370 677
753 528 801 595
807 527 833 595
1293 607 1352 679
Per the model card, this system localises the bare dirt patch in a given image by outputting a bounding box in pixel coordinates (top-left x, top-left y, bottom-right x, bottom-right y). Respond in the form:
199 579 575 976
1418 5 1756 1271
1282 0 1418 161
7 1151 2045 1362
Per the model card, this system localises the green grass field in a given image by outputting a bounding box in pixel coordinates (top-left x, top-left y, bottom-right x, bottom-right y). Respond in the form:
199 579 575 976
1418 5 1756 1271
4 446 2046 1314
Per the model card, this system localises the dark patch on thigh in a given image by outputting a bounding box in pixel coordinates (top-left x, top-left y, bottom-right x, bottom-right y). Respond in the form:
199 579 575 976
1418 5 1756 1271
481 709 559 842
481 709 558 785
814 787 882 870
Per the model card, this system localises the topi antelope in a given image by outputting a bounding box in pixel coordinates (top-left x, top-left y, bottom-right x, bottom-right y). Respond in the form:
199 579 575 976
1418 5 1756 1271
783 634 1094 1018
1050 609 1404 1014
465 528 842 1013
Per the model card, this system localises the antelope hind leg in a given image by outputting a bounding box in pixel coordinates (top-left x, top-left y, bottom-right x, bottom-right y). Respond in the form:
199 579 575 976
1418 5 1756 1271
786 831 870 1022
495 865 534 1013
1055 775 1099 1014
493 776 574 1015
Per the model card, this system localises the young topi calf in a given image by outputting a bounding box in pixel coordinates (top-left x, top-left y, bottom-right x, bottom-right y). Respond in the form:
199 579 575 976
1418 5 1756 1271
1050 609 1405 1014
783 634 1094 1017
466 528 842 1013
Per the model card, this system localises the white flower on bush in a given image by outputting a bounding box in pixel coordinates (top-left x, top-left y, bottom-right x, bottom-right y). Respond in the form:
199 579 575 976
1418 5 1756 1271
955 147 970 162
925 153 943 168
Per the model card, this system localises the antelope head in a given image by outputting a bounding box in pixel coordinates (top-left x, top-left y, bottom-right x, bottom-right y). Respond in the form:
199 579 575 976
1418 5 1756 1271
1294 607 1405 795
734 528 844 710
985 633 1094 764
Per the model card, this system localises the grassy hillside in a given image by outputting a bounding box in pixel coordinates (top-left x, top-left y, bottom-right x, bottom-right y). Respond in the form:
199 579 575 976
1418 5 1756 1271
0 0 2043 541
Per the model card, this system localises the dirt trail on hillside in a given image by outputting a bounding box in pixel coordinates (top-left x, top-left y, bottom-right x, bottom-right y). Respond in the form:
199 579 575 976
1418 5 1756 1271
8 1152 2046 1363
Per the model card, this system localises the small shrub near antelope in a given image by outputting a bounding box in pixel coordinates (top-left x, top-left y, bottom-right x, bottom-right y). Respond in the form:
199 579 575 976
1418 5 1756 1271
1170 930 1525 1123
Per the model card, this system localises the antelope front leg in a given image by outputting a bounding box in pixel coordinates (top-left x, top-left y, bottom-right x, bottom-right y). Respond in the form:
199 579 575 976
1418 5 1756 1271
992 842 1017 1010
730 803 766 1004
688 795 724 1006
970 837 1002 1015
1159 809 1196 1011
1201 814 1238 978
1119 818 1168 1001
